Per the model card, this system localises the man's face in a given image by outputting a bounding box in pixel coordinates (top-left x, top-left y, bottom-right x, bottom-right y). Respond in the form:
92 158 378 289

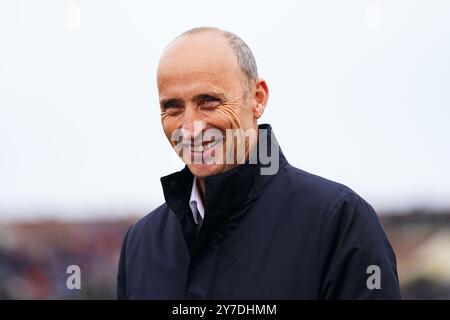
157 32 259 178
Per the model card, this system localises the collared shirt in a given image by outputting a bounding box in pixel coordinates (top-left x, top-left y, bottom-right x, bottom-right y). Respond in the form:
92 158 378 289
189 177 205 225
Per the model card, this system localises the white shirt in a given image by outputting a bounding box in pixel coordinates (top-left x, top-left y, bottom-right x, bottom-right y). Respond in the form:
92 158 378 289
189 177 205 225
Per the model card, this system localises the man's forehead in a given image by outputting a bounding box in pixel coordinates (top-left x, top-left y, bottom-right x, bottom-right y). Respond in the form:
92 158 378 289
158 62 232 86
157 32 239 78
158 72 230 101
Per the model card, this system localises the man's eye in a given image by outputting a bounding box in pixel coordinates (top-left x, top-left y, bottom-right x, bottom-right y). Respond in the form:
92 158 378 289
163 103 181 110
200 96 220 107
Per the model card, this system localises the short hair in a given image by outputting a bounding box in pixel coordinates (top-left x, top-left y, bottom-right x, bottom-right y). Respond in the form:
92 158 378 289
179 27 259 86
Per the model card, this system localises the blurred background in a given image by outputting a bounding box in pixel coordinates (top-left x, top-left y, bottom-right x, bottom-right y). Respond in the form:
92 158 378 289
0 0 449 299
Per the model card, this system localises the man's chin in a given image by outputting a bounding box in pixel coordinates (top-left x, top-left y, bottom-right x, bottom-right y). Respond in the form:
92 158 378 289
187 163 228 178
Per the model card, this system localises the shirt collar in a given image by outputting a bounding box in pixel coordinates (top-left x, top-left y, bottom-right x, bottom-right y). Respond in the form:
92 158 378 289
189 177 205 224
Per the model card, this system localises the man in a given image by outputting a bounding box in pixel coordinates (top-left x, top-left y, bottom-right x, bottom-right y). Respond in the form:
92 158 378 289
117 27 402 299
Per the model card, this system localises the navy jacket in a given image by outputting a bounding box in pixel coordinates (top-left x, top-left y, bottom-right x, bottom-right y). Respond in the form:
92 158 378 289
117 124 402 299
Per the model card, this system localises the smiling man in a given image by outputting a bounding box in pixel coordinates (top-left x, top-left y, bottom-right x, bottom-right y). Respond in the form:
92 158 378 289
117 27 402 299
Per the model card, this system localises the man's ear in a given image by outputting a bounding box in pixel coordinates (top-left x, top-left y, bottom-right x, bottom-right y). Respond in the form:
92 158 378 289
253 79 269 119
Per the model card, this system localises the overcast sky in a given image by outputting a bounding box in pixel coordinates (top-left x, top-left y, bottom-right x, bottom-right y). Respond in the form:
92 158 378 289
1 0 449 220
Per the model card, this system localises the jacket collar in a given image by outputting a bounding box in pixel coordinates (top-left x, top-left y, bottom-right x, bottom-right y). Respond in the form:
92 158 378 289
160 124 288 218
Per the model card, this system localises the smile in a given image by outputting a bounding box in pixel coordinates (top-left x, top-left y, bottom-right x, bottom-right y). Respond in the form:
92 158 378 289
184 140 221 153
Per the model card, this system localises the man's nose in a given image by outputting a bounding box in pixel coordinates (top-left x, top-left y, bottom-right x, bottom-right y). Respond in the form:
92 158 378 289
181 107 205 141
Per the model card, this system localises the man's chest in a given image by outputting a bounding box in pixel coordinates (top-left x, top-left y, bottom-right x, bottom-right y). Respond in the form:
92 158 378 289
128 203 322 299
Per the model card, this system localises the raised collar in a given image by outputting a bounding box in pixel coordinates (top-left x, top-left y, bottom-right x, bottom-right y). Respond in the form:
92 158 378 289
160 124 288 218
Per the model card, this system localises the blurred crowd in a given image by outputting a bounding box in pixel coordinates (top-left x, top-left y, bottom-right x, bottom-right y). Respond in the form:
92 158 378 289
0 211 449 299
0 219 132 299
382 211 450 299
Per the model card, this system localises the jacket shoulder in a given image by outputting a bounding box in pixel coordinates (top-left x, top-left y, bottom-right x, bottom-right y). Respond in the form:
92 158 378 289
276 163 383 231
127 203 173 242
279 163 359 209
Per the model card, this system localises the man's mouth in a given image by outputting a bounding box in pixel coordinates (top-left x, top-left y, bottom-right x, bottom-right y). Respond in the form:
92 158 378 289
184 140 221 153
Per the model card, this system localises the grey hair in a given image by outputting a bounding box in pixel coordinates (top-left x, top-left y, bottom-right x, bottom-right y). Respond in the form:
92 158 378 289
179 27 259 87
